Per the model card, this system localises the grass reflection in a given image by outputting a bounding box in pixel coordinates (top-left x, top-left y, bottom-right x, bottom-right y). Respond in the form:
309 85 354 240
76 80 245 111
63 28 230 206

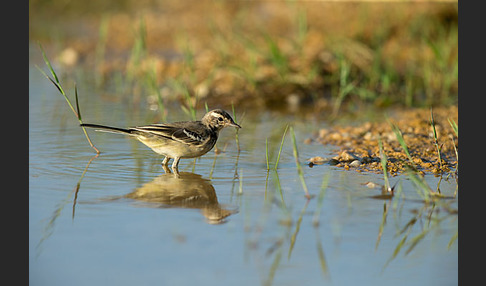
245 163 457 285
36 153 99 257
314 227 330 281
288 199 310 259
380 185 457 270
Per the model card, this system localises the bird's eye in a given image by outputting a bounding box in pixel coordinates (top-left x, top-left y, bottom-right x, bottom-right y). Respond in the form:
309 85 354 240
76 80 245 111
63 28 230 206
217 117 224 122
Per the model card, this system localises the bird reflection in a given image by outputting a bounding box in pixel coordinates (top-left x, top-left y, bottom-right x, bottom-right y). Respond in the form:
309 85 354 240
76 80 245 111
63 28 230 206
125 172 237 224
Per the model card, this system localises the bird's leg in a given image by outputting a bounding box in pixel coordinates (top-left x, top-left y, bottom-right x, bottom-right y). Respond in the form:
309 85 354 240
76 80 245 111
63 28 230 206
161 157 172 174
171 157 180 177
161 156 170 166
171 157 181 169
162 164 171 174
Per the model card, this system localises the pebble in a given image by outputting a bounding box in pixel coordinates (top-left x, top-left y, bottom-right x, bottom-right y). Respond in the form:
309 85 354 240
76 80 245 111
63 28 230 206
333 150 358 162
361 156 373 164
307 156 328 165
349 160 361 167
328 158 339 166
363 181 378 188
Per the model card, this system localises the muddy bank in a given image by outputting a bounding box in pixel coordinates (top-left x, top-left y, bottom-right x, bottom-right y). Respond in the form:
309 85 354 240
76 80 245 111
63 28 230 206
307 106 458 176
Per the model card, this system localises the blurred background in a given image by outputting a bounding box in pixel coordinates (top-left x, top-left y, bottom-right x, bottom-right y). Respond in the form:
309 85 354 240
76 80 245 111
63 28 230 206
29 0 458 116
29 2 459 285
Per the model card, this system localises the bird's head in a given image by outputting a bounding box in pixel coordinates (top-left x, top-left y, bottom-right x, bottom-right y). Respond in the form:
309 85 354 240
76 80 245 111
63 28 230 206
202 109 241 131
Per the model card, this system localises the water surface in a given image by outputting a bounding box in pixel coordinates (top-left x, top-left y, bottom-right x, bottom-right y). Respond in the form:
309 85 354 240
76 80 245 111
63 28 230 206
29 65 458 286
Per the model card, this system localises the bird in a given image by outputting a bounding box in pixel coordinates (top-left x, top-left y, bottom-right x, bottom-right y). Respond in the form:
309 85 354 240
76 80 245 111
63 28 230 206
80 109 241 173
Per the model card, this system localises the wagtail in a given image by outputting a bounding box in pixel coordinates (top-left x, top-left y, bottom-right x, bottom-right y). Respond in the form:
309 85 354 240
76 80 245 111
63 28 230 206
81 109 241 172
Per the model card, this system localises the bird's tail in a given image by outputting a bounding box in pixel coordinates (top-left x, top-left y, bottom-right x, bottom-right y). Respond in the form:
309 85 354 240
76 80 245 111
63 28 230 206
80 123 133 135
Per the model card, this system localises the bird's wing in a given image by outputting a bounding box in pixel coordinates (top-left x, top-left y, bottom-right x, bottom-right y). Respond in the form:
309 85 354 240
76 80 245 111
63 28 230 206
131 122 207 145
172 128 207 145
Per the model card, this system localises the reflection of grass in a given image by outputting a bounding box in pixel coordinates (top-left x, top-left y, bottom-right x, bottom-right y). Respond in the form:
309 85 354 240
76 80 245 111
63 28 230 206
288 199 310 259
36 154 99 257
448 230 458 250
383 203 446 270
314 228 330 280
246 127 457 282
264 247 282 286
312 172 331 227
290 126 311 199
375 200 390 250
380 180 457 270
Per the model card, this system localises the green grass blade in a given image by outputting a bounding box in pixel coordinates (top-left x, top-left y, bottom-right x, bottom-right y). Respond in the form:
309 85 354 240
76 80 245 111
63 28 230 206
378 137 390 190
388 120 413 162
38 43 78 118
430 108 442 169
38 43 99 154
231 103 241 152
448 118 458 136
430 108 438 140
274 124 289 170
74 83 82 121
290 126 311 199
405 166 431 202
265 138 270 171
39 42 59 84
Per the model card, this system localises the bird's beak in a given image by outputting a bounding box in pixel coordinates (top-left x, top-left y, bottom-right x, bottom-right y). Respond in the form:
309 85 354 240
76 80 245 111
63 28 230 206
230 122 241 129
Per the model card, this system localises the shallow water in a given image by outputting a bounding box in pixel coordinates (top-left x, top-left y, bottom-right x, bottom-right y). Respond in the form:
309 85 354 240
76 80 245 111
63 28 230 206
29 65 457 286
